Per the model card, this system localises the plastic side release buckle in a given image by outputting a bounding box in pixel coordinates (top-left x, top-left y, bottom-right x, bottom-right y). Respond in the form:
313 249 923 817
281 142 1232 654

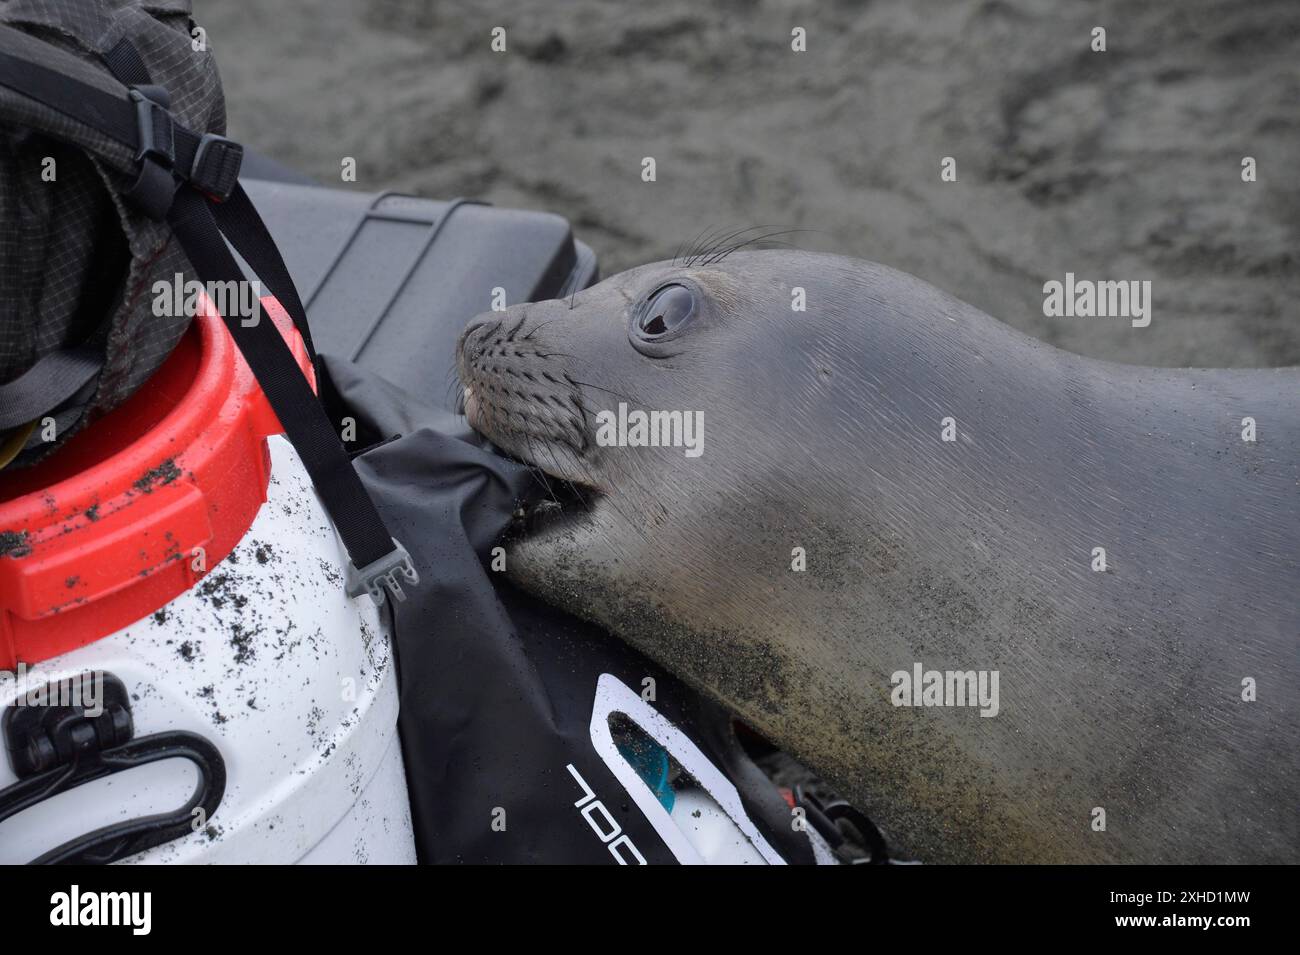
190 133 244 202
126 86 177 220
129 86 174 167
345 538 419 604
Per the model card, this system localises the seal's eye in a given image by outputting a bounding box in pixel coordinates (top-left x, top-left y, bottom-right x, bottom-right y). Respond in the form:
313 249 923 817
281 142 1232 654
636 284 695 338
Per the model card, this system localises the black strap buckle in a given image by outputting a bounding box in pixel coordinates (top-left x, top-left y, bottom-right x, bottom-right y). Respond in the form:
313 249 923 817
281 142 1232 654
128 86 174 168
190 133 244 202
124 86 178 219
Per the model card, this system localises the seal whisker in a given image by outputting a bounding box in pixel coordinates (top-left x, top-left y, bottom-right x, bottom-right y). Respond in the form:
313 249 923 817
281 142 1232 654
677 225 713 267
533 436 590 510
522 317 561 341
674 223 717 267
505 316 527 341
549 439 655 548
520 431 570 514
685 224 746 266
705 227 819 264
685 224 748 267
566 377 637 404
689 224 784 266
529 445 561 506
447 363 469 413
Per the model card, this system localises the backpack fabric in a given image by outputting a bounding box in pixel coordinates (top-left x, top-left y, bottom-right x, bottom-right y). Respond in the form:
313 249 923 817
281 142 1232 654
0 0 225 466
0 0 411 601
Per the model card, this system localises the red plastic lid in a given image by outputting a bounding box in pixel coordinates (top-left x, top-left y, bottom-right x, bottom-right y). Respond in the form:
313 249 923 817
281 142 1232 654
0 297 312 669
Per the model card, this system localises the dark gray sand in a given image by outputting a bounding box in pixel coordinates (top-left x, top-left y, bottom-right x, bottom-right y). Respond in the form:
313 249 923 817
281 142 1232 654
204 0 1298 367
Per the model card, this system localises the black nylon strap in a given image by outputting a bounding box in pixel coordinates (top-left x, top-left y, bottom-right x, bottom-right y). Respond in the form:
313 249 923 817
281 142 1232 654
213 183 318 361
102 36 151 86
99 37 243 211
0 36 213 195
0 35 136 145
166 187 397 570
0 348 102 430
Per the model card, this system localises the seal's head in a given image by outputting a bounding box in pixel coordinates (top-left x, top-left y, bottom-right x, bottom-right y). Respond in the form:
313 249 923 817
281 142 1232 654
459 256 738 490
456 250 879 557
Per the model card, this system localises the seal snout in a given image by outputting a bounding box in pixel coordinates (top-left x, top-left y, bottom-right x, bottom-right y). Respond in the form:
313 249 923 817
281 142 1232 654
456 310 590 467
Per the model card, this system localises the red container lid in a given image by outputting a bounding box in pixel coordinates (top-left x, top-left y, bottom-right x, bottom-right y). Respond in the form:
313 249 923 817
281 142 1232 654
0 297 312 669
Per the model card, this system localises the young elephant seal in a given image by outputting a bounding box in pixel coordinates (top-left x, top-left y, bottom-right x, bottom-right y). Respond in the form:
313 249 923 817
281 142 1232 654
456 250 1298 864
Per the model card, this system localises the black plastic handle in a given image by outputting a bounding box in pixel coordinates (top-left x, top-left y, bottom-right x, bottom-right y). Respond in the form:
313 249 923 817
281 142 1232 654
0 728 226 865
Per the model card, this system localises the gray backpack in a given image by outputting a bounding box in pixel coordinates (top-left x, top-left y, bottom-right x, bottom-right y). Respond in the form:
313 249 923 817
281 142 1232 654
0 0 416 602
0 0 226 467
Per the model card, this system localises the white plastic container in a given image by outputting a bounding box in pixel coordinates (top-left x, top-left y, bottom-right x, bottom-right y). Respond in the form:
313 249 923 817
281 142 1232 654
0 436 415 863
0 305 415 864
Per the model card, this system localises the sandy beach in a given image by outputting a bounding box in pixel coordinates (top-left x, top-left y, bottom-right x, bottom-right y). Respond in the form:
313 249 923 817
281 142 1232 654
204 0 1298 368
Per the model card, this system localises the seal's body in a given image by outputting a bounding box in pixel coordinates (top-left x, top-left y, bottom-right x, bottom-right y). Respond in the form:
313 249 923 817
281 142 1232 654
457 251 1298 863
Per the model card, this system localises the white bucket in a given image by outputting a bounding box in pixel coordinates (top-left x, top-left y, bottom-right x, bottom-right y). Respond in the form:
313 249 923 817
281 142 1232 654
0 436 416 864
